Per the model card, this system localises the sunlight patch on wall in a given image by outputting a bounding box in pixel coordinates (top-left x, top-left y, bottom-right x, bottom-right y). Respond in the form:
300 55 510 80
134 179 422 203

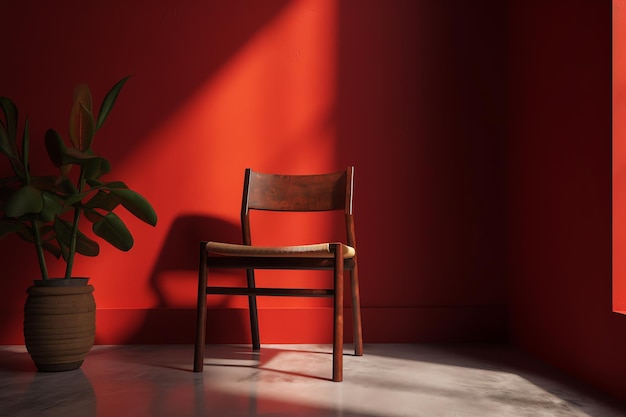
89 0 340 312
613 0 626 314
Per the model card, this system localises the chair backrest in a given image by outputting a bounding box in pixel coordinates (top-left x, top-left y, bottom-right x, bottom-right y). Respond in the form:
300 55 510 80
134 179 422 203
240 167 356 246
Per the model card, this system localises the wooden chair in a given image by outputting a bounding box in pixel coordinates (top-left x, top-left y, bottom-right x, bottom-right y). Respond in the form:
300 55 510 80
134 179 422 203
193 166 363 381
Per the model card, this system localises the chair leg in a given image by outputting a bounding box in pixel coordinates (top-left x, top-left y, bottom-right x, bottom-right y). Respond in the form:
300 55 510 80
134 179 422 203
194 242 209 372
332 244 344 382
246 268 261 351
350 265 363 356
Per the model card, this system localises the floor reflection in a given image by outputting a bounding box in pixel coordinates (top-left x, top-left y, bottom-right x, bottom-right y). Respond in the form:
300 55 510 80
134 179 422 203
0 360 95 417
0 344 624 417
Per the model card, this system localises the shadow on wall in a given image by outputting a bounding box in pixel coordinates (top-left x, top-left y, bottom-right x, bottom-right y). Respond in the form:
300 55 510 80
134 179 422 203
150 214 242 308
334 0 508 325
118 214 251 344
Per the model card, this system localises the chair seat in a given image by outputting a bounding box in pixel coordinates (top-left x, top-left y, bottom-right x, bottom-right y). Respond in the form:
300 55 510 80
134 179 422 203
206 241 356 259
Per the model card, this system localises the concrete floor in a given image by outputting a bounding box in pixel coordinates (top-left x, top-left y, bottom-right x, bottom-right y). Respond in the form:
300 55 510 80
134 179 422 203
0 344 624 417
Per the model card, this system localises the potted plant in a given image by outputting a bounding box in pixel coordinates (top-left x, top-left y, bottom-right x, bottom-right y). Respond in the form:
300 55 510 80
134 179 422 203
0 77 157 371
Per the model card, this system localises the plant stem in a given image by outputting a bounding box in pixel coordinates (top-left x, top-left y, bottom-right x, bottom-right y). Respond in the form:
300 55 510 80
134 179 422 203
31 219 49 280
64 168 86 280
21 125 48 280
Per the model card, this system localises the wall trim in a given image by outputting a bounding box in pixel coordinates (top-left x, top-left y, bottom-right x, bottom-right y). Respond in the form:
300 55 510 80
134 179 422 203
0 305 507 345
96 305 507 344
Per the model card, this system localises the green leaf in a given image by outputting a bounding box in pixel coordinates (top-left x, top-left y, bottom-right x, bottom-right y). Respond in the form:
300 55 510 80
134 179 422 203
59 148 111 179
111 188 157 226
69 86 95 151
0 98 25 182
39 192 63 222
0 97 18 142
15 228 34 243
52 217 71 246
83 208 104 224
97 76 129 130
13 223 62 259
74 232 100 256
22 119 30 184
73 84 93 112
83 155 111 180
0 220 29 239
55 176 78 195
4 185 43 217
86 178 104 188
39 224 56 241
53 217 99 257
64 191 90 206
84 190 121 211
45 129 66 167
69 232 100 257
57 148 111 182
41 240 62 259
0 117 16 160
103 181 128 190
0 124 11 159
92 211 134 251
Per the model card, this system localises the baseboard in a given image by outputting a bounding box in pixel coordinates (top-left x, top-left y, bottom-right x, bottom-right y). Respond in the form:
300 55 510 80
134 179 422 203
0 305 507 344
86 305 509 344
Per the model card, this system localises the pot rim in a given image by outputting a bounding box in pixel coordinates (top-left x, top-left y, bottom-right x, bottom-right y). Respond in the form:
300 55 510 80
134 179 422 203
33 277 90 287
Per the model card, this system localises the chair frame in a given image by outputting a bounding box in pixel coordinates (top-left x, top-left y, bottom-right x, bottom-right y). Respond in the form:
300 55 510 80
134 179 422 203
193 166 363 382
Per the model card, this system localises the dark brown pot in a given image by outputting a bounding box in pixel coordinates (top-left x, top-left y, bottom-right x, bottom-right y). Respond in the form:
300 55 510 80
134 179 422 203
23 278 96 372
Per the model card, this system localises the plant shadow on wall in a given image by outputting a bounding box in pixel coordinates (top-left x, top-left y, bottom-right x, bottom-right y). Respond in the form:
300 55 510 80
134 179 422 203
122 214 247 344
0 78 157 371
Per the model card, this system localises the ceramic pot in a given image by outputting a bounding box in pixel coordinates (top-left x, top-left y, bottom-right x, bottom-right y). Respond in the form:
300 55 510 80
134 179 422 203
23 278 96 371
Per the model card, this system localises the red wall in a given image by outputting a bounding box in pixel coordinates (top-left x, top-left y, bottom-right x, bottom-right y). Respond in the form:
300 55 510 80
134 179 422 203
0 0 508 346
508 0 626 402
614 1 626 314
336 0 508 342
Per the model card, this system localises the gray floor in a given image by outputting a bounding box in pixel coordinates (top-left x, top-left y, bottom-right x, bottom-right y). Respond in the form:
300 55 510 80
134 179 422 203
0 344 624 417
